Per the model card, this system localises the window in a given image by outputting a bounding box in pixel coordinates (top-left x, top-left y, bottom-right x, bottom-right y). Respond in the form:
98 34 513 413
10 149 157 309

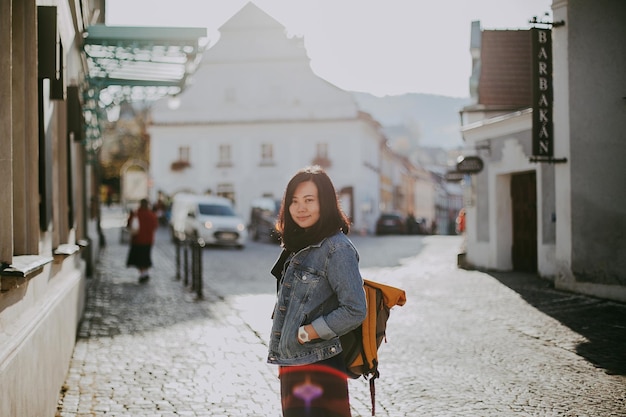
317 143 328 159
217 183 235 203
1 6 57 285
170 146 191 171
312 142 331 168
179 146 190 162
260 143 274 166
218 144 232 167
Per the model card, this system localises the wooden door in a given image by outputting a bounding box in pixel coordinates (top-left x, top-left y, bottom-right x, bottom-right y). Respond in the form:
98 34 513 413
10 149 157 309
511 172 537 272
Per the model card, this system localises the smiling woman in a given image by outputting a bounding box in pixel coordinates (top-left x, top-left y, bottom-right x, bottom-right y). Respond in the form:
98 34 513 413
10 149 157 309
268 166 367 416
288 181 321 230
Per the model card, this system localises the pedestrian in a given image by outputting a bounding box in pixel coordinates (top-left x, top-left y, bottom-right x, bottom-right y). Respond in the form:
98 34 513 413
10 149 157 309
153 191 168 226
268 166 367 417
126 198 158 283
456 208 466 235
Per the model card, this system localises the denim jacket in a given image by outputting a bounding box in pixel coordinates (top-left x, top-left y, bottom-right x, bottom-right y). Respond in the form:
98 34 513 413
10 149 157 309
267 232 367 366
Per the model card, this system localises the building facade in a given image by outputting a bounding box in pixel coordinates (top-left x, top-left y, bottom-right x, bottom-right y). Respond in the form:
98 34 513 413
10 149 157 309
0 1 102 416
459 0 626 302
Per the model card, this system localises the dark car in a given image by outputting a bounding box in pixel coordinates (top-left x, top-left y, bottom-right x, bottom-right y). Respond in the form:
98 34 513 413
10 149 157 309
375 213 406 235
249 198 281 243
406 215 430 235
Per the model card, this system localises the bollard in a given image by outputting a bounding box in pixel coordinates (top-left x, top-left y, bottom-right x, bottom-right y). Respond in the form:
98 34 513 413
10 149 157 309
190 240 198 292
183 239 189 287
196 241 203 299
191 238 205 299
176 235 204 300
175 237 181 280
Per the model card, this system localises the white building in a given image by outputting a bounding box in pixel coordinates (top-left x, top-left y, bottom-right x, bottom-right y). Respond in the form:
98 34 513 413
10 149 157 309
149 3 401 234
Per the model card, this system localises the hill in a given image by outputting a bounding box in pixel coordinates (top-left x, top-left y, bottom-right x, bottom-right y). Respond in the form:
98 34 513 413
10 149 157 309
351 92 472 151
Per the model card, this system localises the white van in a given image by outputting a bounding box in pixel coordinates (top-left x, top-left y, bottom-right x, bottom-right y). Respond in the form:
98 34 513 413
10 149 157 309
169 194 247 248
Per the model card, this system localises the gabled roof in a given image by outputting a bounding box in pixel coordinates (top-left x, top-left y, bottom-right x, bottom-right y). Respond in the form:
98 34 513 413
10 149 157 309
205 2 308 63
218 2 285 32
150 2 357 124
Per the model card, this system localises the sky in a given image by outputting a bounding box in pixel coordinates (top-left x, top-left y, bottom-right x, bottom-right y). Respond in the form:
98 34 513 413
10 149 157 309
106 0 552 98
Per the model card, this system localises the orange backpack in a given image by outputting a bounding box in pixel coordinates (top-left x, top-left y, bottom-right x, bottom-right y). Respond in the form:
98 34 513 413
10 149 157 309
340 279 407 415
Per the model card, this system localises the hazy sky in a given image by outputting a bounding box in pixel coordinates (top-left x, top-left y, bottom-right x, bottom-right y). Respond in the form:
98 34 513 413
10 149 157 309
106 0 552 98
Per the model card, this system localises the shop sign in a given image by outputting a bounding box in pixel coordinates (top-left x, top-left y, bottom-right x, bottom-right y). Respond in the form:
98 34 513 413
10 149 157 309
456 156 484 174
445 171 465 182
532 28 554 157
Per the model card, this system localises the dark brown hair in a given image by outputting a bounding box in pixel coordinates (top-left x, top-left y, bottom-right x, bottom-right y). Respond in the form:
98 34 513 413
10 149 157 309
276 166 350 251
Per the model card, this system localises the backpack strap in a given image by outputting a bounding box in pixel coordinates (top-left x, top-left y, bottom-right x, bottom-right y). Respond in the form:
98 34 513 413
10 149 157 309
363 279 407 308
369 360 380 416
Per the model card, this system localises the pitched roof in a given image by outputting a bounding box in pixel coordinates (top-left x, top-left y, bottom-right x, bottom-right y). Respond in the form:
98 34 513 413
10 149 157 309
218 2 284 32
149 1 357 124
478 30 532 108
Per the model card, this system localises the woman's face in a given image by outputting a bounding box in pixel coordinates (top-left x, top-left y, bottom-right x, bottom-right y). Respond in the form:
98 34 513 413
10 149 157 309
289 180 320 229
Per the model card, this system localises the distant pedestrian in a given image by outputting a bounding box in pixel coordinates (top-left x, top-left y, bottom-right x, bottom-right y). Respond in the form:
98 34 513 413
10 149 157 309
268 166 367 417
126 198 158 283
153 191 169 226
456 208 466 235
106 185 113 207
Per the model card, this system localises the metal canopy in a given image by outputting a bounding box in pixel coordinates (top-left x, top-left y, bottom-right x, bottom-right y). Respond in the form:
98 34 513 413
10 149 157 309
84 24 207 92
81 25 207 160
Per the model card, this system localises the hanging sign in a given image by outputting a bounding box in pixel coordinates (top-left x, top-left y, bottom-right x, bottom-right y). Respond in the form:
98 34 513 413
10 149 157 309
456 156 484 174
532 28 554 157
445 171 465 182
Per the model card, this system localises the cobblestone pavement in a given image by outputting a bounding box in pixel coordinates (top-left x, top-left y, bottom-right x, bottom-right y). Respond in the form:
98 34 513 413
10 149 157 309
363 241 626 417
56 208 626 417
57 223 283 417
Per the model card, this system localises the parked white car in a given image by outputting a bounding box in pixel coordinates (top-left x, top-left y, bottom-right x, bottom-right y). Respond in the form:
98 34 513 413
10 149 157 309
170 194 247 249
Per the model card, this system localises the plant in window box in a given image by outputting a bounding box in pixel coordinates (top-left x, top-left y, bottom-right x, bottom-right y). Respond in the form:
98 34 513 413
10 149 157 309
170 160 191 171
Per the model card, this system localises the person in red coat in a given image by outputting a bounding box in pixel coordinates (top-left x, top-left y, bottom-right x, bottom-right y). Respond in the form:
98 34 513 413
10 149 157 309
456 208 466 235
126 198 159 283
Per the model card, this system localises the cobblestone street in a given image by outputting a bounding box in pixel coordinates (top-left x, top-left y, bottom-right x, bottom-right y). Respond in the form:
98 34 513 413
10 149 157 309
56 208 626 416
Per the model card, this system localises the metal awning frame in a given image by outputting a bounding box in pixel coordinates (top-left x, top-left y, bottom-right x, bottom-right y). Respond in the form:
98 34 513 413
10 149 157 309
81 24 207 158
83 25 207 90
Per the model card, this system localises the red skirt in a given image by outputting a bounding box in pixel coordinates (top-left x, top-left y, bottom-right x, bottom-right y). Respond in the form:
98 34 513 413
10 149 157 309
279 355 351 417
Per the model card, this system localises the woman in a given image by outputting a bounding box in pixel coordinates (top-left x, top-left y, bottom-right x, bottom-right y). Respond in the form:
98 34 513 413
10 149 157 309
126 198 159 283
268 166 367 417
